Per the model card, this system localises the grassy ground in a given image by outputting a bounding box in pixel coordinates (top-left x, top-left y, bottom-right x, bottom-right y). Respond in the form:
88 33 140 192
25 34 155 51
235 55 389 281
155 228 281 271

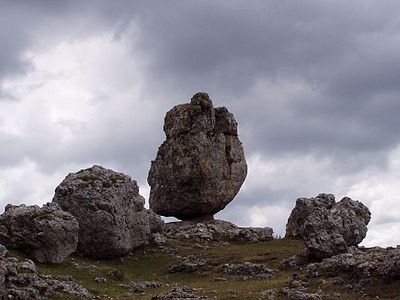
8 238 400 299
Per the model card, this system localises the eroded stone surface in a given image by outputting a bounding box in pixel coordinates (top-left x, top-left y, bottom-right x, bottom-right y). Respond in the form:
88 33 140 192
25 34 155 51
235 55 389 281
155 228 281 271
53 165 164 258
165 219 273 242
152 287 211 300
0 244 93 299
218 262 274 279
148 93 247 220
0 203 78 263
306 246 400 283
168 256 209 274
285 194 370 259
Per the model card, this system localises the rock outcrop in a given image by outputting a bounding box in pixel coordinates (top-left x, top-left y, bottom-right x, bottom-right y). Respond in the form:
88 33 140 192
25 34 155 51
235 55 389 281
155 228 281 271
285 194 371 260
53 165 164 258
219 262 274 280
0 243 93 299
165 219 273 242
152 287 211 300
0 203 78 263
148 92 247 220
306 246 400 284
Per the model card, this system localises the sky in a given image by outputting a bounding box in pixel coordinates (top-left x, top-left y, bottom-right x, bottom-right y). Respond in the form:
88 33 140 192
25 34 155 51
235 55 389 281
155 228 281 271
1 0 400 247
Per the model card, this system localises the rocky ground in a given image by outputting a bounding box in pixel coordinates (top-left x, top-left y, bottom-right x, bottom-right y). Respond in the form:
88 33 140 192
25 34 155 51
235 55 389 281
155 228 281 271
4 237 399 299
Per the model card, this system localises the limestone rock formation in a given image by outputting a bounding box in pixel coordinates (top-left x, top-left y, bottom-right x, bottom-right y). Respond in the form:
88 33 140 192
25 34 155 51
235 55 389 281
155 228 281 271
285 194 371 260
0 243 93 299
53 165 164 258
148 92 247 220
0 203 78 263
165 219 273 242
152 287 211 300
218 262 274 279
306 245 400 284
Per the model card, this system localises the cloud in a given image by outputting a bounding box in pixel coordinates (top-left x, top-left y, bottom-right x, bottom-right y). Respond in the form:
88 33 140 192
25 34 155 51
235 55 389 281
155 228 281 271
0 0 400 246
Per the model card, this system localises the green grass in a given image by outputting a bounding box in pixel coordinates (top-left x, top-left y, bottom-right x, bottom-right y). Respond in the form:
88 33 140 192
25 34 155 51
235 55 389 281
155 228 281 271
7 238 400 299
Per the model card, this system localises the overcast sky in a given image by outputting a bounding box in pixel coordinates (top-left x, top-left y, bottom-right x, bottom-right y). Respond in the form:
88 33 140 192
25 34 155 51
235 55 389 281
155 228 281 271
1 0 400 247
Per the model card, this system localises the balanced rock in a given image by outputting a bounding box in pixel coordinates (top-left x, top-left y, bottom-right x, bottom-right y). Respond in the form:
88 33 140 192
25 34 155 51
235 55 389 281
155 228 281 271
0 203 78 263
285 194 371 260
53 165 164 258
148 92 247 220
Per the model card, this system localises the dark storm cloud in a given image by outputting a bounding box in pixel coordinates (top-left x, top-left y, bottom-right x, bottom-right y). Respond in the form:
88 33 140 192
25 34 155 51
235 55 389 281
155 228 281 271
1 0 399 171
0 0 133 84
1 0 400 243
107 0 400 172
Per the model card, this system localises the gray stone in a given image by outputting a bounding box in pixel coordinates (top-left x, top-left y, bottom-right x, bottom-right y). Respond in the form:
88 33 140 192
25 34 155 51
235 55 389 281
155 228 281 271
43 275 94 299
152 287 211 300
146 209 167 245
234 227 273 242
280 287 322 300
0 243 7 257
260 288 278 300
0 202 78 263
148 92 247 220
306 245 400 283
168 256 208 273
53 165 162 258
218 262 274 279
120 281 162 293
0 245 92 299
165 219 273 242
285 194 370 260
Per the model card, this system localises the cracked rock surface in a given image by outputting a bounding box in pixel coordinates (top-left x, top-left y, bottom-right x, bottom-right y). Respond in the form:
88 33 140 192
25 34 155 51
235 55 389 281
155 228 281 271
0 203 78 263
286 194 370 260
148 92 247 220
53 165 164 258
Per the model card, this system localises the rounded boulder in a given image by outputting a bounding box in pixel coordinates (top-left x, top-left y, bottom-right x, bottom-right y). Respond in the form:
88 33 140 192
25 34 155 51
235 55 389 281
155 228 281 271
148 93 247 220
53 165 154 258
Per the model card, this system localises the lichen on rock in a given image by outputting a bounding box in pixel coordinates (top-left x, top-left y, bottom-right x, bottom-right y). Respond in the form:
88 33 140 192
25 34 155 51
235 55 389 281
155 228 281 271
285 194 371 260
148 92 247 220
53 165 164 258
0 203 78 263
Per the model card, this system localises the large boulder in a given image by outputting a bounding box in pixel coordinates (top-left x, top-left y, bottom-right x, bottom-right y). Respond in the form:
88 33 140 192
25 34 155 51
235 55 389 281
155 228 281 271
285 194 371 260
0 203 78 263
148 92 247 220
53 165 164 258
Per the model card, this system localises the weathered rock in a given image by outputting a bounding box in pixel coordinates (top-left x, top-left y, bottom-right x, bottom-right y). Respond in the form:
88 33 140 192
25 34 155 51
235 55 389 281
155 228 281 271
0 256 48 300
43 275 94 299
332 197 371 246
146 209 167 245
285 194 371 259
281 253 310 270
0 245 92 299
279 287 322 300
53 165 163 258
0 203 78 263
0 243 7 257
165 219 273 242
120 280 162 293
168 256 209 273
152 287 211 300
306 245 400 283
260 288 278 300
148 92 247 220
218 262 274 279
